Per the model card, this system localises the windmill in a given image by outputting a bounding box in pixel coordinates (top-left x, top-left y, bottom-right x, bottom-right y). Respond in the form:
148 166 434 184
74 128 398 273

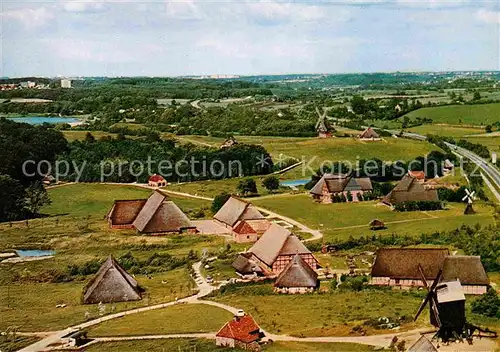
315 107 332 138
414 264 497 343
462 188 476 215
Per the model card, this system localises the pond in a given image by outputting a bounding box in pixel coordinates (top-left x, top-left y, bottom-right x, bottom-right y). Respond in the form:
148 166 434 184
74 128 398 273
7 116 82 125
280 179 310 188
16 249 56 257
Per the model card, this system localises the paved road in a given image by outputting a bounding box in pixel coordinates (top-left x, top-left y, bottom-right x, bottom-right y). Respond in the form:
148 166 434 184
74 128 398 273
445 142 500 202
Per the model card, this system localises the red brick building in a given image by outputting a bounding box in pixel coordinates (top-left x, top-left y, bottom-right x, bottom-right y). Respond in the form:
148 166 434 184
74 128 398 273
216 314 264 350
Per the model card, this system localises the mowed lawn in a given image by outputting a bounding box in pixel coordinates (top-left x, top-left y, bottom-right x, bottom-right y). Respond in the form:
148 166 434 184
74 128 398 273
0 269 196 331
251 194 496 241
174 135 439 179
407 124 485 138
43 183 211 217
208 286 427 337
404 103 500 126
89 303 232 337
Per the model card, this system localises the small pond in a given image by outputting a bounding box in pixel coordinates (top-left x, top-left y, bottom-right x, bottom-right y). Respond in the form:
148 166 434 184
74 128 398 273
16 249 56 257
7 116 81 125
280 179 310 188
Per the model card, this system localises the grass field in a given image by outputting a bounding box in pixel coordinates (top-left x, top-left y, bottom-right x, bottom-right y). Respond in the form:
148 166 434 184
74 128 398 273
173 135 440 179
89 303 232 337
0 184 223 332
251 194 496 241
85 339 376 352
0 269 196 331
62 130 118 141
407 125 485 138
208 285 427 337
404 103 500 126
462 136 500 156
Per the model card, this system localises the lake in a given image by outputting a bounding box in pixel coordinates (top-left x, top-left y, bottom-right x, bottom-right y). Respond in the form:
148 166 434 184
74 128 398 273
7 116 82 125
16 249 56 257
280 179 310 188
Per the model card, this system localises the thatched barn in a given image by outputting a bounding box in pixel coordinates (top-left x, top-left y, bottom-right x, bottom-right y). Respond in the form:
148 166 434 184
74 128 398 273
407 335 438 352
107 199 147 229
441 256 489 294
83 256 142 304
245 224 319 274
214 196 271 239
369 219 385 230
359 127 381 141
132 191 196 235
107 191 196 235
310 173 372 203
370 248 489 294
232 253 264 277
370 248 450 287
381 174 438 206
274 254 318 294
220 136 238 149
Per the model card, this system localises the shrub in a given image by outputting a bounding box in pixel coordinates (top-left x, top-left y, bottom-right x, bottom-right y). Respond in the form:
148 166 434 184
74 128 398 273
394 201 443 212
471 289 500 318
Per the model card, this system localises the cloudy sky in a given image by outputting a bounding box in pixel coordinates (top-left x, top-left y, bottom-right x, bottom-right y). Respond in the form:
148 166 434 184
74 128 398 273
2 0 499 77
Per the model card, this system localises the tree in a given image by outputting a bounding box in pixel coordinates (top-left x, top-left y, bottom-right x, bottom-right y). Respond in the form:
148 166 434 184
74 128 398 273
24 181 51 216
237 178 257 196
471 288 500 318
262 175 280 193
473 91 481 101
211 192 231 213
0 174 26 221
485 125 493 133
85 132 96 142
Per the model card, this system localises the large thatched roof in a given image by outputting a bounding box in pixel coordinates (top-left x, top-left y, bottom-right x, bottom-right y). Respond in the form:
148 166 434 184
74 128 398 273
382 175 438 205
132 191 195 234
107 199 147 226
407 336 438 352
442 256 489 285
214 196 265 227
248 224 312 267
359 127 380 139
371 248 450 280
310 173 372 195
274 254 318 288
83 256 141 304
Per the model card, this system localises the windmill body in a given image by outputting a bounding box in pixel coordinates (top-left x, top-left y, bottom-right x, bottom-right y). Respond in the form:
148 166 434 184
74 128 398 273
434 280 466 338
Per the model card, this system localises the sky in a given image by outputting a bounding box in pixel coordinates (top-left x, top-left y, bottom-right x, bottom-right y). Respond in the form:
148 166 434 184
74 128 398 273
1 0 500 77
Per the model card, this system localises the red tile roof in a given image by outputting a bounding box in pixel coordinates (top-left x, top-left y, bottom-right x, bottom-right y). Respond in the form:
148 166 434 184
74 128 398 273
408 170 425 180
149 174 166 182
216 315 261 344
233 221 257 235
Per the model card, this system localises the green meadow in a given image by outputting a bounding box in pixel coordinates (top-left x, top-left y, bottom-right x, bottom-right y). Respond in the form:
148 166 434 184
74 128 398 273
404 103 500 126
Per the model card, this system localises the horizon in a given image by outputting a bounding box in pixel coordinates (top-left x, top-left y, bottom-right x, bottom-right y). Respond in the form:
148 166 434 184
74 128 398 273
3 0 500 77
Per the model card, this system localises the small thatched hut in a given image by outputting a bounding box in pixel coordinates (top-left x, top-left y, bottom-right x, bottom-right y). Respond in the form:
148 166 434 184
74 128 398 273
82 256 142 304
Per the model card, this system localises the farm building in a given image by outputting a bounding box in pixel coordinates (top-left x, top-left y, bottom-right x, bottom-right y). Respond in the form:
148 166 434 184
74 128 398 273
220 136 238 149
232 253 264 277
148 174 167 188
441 256 489 294
381 174 439 206
216 313 264 350
408 170 425 183
274 254 318 294
107 199 147 229
107 191 196 234
315 110 333 138
310 173 373 203
232 221 258 243
407 335 438 352
245 224 319 274
370 248 489 294
132 191 196 235
214 196 271 238
369 219 385 230
83 256 142 304
359 127 381 141
370 248 450 288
